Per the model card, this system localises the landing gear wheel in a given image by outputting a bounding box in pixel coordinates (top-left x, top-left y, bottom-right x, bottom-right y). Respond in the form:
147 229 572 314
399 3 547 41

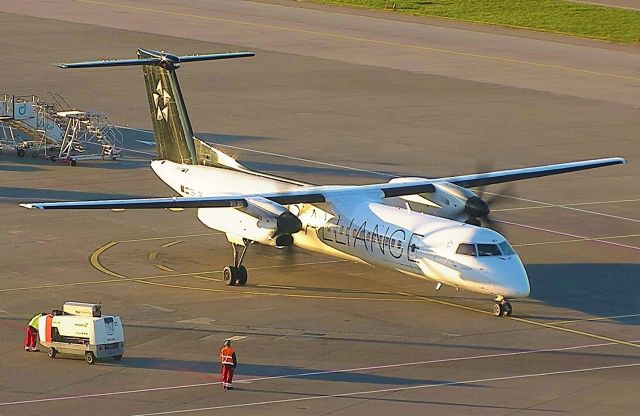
237 265 248 286
85 351 96 365
504 302 513 316
223 266 237 286
224 241 251 287
493 301 513 317
48 347 57 358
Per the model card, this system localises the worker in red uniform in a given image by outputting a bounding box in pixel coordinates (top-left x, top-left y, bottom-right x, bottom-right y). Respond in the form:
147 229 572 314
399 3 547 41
24 313 44 352
219 340 237 390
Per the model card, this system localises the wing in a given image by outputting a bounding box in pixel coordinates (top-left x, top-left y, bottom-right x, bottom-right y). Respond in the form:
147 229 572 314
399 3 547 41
437 157 625 188
20 157 624 210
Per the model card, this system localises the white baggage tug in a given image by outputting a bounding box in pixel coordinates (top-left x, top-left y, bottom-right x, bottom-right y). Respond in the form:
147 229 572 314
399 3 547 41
38 302 125 364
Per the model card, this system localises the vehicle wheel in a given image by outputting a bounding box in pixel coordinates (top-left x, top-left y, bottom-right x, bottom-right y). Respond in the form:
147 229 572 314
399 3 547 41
223 266 237 286
504 302 513 316
493 303 504 317
85 352 96 365
48 347 57 358
31 151 38 158
113 355 123 361
17 148 25 157
50 155 57 163
70 159 77 166
237 265 248 286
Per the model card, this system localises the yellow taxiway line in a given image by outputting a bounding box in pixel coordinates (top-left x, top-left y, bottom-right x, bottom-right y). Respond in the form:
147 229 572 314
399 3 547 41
397 291 639 349
78 0 640 82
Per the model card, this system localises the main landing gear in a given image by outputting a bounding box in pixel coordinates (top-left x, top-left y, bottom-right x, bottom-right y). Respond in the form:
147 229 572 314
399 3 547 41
493 296 513 317
223 241 250 286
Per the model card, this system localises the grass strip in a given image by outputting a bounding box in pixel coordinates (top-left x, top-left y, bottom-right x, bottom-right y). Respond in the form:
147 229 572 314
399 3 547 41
307 0 640 44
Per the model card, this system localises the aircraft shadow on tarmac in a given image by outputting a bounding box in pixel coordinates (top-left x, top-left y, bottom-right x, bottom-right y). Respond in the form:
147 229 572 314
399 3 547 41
125 128 404 179
527 263 640 324
109 357 473 388
233 387 562 412
0 186 149 204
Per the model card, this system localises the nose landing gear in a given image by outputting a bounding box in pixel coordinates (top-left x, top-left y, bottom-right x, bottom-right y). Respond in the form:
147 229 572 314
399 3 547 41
493 297 513 317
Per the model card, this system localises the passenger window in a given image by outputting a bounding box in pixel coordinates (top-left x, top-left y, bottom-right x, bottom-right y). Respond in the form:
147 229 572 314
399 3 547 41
477 244 501 256
456 243 476 256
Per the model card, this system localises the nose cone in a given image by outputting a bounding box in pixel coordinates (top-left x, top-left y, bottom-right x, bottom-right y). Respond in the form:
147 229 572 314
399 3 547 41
496 258 530 298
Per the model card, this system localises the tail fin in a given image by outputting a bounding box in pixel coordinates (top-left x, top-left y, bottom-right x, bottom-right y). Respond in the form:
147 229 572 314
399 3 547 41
57 48 254 165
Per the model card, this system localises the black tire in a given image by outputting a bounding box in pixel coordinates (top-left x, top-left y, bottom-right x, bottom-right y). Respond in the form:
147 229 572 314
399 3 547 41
85 352 96 365
17 148 25 157
113 355 123 361
48 347 57 358
505 302 513 317
50 155 57 163
223 266 237 286
237 265 248 286
493 303 504 317
31 151 38 158
70 159 77 166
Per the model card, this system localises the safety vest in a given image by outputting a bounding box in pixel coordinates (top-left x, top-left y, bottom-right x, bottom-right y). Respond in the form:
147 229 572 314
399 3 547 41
28 314 41 330
220 346 235 366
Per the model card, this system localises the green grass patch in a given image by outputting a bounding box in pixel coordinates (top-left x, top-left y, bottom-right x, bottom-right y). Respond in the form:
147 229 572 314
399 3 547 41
308 0 640 44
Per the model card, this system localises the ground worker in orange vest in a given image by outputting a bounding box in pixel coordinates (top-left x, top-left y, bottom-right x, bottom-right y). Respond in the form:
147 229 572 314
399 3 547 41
219 340 237 390
24 313 45 352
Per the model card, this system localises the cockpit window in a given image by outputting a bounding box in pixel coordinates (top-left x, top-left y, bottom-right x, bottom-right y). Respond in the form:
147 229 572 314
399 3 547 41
477 243 502 256
456 243 477 256
499 241 515 255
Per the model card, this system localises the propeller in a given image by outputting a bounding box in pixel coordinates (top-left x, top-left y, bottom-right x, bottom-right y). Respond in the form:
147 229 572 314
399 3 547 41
463 162 515 235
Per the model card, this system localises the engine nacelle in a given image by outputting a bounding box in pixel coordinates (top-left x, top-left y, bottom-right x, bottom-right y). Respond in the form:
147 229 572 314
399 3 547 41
387 178 477 221
196 197 301 246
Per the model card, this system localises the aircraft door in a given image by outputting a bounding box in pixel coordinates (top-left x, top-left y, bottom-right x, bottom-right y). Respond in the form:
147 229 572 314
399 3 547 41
407 233 424 263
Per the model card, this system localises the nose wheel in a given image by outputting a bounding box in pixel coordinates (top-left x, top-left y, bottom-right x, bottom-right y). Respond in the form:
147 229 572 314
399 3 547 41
223 242 250 286
493 300 513 317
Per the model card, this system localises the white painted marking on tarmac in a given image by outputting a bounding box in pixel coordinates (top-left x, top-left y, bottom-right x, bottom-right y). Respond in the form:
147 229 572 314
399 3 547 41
136 140 156 146
488 193 640 223
128 363 640 416
177 317 216 325
493 197 640 212
2 339 637 407
499 219 640 251
512 233 640 247
140 304 175 313
0 309 9 314
226 336 247 341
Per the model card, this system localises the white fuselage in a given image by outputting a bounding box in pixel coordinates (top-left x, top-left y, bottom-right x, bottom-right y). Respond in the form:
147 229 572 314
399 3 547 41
151 160 530 299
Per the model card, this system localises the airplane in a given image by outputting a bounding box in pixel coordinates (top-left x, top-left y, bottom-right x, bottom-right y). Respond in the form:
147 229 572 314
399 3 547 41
20 48 625 317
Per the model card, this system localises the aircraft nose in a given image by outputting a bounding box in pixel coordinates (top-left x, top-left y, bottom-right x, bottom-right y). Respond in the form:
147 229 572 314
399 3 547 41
498 259 530 298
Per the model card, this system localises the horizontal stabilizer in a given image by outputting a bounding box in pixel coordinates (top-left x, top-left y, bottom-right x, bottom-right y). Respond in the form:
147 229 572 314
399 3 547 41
57 50 254 69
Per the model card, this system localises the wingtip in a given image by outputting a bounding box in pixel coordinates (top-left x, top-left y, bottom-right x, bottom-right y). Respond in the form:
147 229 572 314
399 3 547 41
19 203 37 209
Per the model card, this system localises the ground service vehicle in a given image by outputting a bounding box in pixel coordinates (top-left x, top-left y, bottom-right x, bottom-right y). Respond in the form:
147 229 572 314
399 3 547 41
38 302 124 365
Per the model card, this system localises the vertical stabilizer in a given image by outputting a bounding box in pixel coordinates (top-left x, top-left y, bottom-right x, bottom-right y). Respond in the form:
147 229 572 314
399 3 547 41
139 49 197 164
56 48 254 165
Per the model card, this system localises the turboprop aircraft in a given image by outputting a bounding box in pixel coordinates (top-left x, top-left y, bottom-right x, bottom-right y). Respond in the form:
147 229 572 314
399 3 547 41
20 49 625 317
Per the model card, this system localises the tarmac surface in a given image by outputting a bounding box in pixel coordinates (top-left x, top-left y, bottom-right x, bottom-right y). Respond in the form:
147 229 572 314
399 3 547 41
1 1 639 415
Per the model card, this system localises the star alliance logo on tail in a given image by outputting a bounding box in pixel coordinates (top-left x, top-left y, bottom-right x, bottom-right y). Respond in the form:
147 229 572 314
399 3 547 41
153 81 171 121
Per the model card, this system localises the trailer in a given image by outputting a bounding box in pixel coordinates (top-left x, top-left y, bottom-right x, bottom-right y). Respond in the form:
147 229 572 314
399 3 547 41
38 302 124 364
